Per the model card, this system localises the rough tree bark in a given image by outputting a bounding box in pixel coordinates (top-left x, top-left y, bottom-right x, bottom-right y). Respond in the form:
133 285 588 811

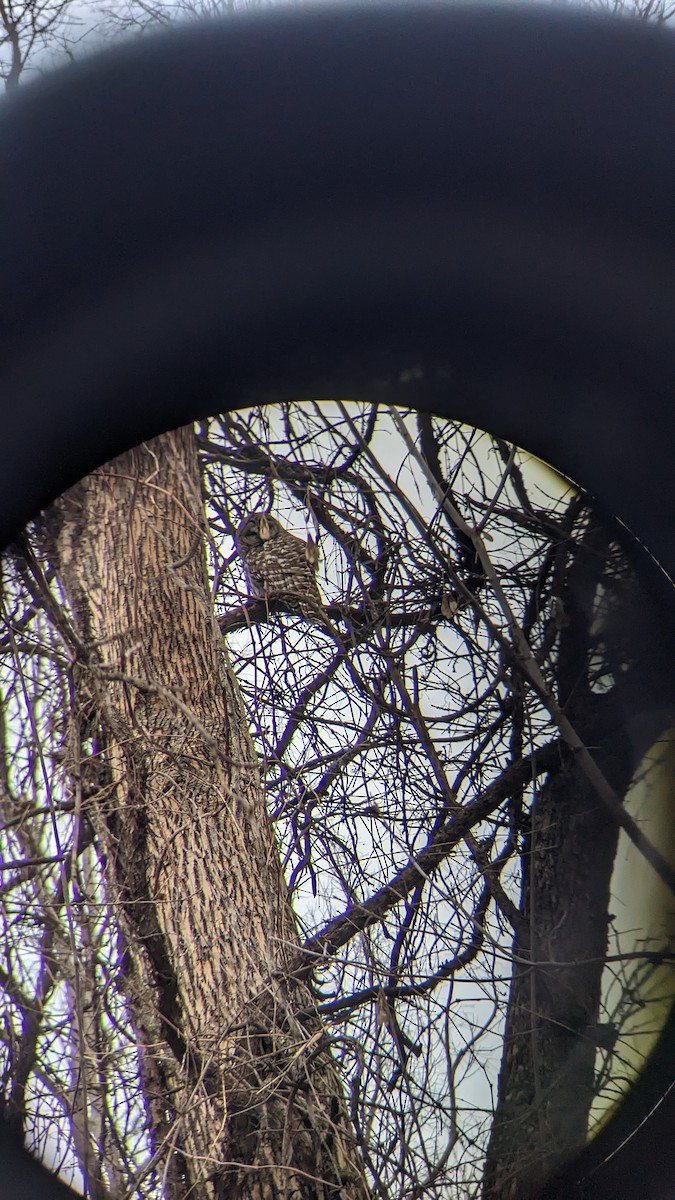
41 426 369 1200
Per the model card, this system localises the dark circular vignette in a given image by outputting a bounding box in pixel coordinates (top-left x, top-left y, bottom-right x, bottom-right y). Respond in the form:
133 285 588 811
0 6 674 1199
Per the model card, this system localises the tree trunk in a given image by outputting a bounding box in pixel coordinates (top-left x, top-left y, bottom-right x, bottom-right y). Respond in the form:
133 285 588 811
481 755 621 1199
41 426 369 1200
482 518 653 1199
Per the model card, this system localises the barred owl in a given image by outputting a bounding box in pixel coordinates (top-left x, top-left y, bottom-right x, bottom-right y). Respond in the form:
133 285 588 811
236 513 321 616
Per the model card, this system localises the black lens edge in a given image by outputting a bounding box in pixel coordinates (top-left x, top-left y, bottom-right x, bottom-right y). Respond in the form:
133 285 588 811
0 7 673 1198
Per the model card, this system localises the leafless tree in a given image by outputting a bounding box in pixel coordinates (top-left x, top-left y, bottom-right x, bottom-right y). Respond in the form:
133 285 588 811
1 0 674 1193
586 0 674 23
0 0 91 87
1 402 673 1199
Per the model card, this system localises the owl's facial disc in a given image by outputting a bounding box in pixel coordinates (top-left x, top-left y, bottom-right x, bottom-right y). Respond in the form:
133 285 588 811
237 516 262 548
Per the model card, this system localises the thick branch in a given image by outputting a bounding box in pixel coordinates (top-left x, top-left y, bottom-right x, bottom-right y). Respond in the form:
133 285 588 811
299 741 561 966
217 596 449 635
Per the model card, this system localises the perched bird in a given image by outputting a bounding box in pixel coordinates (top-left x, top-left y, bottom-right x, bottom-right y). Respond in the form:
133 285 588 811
235 512 322 617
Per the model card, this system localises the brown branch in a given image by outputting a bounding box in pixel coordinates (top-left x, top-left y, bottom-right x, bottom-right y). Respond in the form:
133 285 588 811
217 597 449 635
298 741 561 967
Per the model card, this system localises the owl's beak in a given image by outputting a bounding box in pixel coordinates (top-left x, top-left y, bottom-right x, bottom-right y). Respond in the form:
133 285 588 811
259 515 271 541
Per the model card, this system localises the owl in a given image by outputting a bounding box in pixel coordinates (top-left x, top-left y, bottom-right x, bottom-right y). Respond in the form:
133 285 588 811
235 513 322 616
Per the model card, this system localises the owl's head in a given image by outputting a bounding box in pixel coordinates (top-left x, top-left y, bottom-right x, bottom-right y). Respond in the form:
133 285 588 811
236 512 280 551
